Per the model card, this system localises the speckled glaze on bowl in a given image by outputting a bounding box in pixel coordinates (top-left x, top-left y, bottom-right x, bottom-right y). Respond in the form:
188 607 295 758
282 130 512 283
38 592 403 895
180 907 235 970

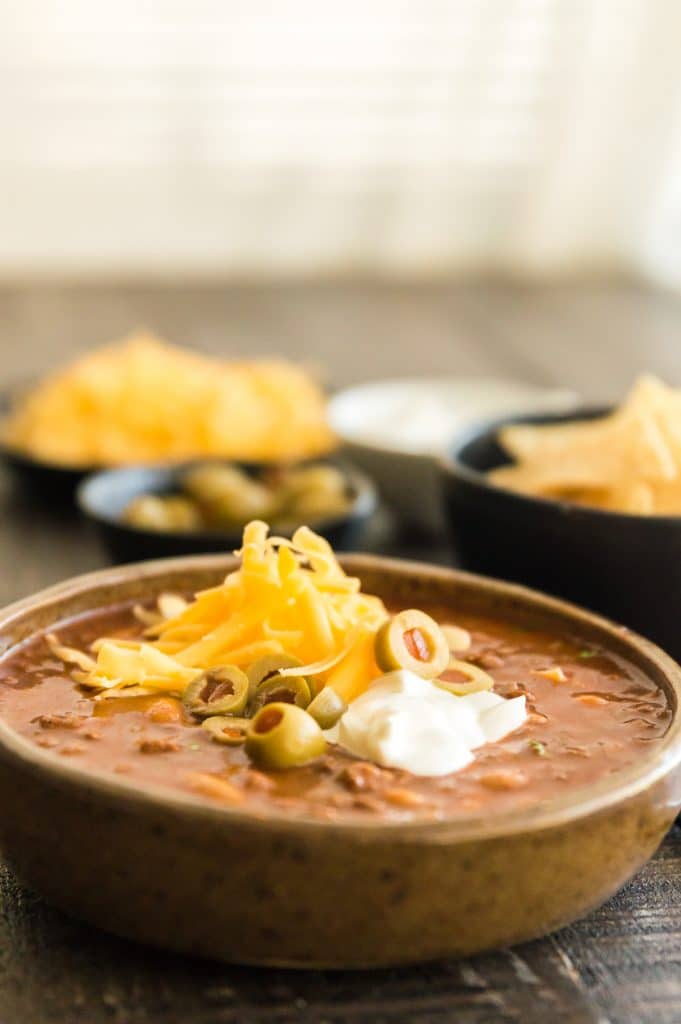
0 556 679 969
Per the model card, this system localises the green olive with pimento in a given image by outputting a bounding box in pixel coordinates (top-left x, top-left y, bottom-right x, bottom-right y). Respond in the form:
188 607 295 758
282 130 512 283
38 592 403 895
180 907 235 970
306 686 347 729
245 702 327 769
374 609 450 679
246 654 304 700
251 673 312 713
202 715 250 745
183 666 250 718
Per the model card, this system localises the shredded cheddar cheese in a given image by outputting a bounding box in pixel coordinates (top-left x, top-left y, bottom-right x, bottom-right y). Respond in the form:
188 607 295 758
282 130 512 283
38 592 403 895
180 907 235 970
58 522 388 702
4 333 335 466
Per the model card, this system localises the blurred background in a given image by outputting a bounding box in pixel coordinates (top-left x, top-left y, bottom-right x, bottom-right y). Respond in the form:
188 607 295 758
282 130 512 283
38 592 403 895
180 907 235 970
3 0 681 283
2 0 681 394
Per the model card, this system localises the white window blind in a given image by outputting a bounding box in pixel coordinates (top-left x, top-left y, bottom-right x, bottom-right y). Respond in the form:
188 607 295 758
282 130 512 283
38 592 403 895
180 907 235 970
1 0 680 279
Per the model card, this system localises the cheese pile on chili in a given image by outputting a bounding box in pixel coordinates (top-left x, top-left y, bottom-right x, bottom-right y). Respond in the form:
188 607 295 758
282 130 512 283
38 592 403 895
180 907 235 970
52 521 389 704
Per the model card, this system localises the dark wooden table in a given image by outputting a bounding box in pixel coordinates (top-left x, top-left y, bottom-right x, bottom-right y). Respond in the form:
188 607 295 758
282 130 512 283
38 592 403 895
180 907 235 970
1 279 680 1024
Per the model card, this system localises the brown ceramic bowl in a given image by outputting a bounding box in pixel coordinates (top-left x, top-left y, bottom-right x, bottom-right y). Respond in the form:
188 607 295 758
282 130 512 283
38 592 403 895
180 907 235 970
0 555 680 969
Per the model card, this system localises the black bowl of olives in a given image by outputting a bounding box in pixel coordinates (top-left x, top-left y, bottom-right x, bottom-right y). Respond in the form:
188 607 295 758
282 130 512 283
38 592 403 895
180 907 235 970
77 459 378 563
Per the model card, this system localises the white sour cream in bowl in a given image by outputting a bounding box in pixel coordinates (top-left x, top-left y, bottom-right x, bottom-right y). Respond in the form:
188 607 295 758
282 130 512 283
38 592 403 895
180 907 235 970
325 670 527 777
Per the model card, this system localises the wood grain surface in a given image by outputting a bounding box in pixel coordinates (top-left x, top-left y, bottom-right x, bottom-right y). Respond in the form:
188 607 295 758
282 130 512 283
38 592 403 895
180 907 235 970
0 279 680 1024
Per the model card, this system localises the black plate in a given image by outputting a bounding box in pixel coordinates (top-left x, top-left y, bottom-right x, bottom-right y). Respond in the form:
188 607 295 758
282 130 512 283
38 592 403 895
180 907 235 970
77 460 378 563
440 406 681 660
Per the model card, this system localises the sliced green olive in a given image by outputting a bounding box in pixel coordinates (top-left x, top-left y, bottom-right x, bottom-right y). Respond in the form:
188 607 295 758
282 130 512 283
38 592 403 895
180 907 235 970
245 703 326 769
306 686 347 729
202 715 249 745
123 495 202 532
277 465 350 524
286 491 351 523
183 666 249 718
246 654 303 699
441 623 472 654
181 464 274 526
436 659 494 696
182 464 252 503
252 674 311 713
282 465 347 500
374 610 449 679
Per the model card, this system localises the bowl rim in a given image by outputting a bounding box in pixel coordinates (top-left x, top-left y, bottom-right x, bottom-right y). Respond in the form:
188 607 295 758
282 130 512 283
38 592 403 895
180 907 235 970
1 553 680 842
440 404 681 525
76 459 377 543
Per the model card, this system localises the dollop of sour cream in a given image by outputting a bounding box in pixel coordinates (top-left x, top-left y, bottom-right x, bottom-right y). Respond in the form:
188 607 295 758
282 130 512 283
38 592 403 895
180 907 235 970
325 671 527 777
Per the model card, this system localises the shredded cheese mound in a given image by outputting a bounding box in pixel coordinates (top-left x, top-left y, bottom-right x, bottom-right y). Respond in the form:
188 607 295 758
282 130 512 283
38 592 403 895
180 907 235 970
4 333 335 466
60 521 388 702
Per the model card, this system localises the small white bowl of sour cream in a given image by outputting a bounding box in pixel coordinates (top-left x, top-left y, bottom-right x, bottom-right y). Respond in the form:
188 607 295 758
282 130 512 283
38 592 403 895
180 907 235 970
328 377 577 532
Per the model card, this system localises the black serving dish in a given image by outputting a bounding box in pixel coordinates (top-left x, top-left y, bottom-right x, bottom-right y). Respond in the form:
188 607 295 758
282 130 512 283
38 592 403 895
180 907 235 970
440 406 681 660
1 445 94 498
78 460 378 563
0 387 95 499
